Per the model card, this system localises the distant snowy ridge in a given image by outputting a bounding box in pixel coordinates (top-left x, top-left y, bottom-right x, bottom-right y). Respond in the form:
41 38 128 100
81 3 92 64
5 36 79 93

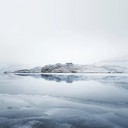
0 64 28 73
95 56 128 68
0 63 33 74
94 56 128 73
4 66 42 73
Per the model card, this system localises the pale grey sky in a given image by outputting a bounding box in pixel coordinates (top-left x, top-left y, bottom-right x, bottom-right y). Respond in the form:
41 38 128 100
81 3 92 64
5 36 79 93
0 0 128 66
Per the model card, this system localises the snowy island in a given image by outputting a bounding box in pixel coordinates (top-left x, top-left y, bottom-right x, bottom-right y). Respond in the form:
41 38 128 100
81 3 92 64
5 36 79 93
3 55 128 74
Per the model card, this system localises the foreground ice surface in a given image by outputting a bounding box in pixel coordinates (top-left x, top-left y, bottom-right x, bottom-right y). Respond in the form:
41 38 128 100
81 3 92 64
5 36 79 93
0 94 128 128
0 73 128 128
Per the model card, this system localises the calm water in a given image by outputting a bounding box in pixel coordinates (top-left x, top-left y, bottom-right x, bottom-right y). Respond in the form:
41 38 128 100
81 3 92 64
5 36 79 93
0 73 128 128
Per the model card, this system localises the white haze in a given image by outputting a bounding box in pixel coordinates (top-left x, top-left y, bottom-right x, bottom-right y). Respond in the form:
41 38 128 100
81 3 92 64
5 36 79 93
0 0 128 66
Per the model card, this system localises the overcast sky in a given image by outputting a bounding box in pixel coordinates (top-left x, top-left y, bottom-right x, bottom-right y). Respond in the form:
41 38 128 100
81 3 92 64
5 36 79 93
0 0 128 66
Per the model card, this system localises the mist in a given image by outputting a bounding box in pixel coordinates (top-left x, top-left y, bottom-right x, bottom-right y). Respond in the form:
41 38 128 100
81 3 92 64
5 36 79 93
0 0 128 66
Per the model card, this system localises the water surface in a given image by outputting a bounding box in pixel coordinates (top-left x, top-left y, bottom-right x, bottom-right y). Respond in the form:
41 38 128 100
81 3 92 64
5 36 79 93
0 73 128 128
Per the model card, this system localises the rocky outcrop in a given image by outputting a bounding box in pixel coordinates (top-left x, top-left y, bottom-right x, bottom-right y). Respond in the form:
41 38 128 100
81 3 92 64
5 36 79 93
41 63 82 73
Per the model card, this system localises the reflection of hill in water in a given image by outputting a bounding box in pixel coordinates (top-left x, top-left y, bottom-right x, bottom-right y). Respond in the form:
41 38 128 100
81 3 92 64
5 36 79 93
15 73 128 89
41 74 86 83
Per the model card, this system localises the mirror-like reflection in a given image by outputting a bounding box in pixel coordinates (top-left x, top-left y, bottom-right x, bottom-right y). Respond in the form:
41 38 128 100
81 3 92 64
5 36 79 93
15 73 128 89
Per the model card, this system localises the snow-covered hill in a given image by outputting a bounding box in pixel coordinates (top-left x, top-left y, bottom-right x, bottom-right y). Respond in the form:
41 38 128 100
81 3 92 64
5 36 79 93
95 56 128 68
95 56 128 73
0 63 32 74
